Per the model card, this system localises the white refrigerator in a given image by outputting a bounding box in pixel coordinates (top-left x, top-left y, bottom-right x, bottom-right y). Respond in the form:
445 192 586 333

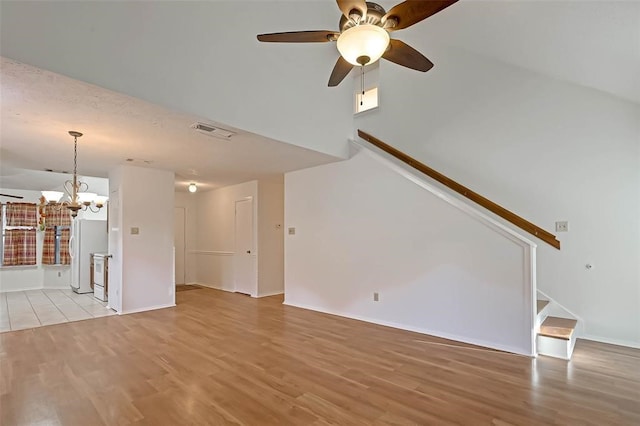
70 219 108 294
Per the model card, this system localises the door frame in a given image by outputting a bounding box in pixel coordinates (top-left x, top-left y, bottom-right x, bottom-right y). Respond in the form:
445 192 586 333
174 206 186 286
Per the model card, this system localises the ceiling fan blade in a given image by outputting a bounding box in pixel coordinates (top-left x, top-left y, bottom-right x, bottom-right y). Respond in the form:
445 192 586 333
0 193 24 199
257 30 338 43
337 0 368 20
328 56 354 87
383 0 459 31
383 39 434 72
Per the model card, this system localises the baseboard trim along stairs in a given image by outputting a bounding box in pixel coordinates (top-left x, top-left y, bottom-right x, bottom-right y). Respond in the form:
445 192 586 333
536 294 578 360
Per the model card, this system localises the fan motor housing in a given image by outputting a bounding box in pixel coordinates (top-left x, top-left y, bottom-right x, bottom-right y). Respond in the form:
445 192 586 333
340 2 386 31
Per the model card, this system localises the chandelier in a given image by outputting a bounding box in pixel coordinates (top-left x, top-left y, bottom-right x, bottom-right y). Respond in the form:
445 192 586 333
41 131 108 218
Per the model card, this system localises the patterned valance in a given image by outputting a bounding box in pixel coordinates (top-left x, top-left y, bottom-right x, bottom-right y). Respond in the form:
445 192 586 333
5 202 37 227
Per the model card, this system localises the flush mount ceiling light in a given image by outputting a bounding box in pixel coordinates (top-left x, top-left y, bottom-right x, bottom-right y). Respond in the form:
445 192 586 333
188 183 197 193
257 0 458 86
41 131 108 218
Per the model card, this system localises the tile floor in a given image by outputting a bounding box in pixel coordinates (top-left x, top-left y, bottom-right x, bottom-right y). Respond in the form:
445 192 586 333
0 288 116 332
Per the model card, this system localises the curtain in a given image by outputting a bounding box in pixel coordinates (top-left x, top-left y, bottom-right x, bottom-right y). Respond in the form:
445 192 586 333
42 227 71 265
44 204 71 227
42 228 56 265
5 203 37 227
3 229 37 266
60 228 71 265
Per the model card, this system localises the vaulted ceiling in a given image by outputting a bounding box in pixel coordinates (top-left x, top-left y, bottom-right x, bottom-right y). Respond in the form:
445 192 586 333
1 1 638 190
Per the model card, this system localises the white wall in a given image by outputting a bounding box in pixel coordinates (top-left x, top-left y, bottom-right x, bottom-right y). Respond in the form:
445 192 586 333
107 169 123 312
185 179 284 297
285 150 536 355
0 188 71 292
193 181 258 291
258 179 285 297
109 166 175 313
354 45 640 347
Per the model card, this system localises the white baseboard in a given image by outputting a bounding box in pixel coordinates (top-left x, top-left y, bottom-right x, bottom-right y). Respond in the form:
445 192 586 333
0 287 40 293
1 285 71 293
579 334 640 349
120 303 176 315
283 300 535 357
257 290 284 298
190 282 234 292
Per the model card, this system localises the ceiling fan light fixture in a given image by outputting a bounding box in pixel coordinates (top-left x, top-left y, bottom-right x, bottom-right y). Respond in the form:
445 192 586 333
337 24 390 66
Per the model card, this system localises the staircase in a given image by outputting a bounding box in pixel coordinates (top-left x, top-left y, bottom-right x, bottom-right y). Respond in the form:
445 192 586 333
536 294 578 360
355 130 578 360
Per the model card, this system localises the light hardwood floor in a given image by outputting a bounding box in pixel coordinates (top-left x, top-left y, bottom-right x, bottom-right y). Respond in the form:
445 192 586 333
1 287 638 425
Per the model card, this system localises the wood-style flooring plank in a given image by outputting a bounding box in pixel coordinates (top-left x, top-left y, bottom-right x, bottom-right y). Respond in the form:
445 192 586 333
1 287 639 425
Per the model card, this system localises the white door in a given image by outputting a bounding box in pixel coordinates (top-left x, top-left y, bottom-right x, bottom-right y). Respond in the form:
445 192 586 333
234 198 256 296
174 207 186 285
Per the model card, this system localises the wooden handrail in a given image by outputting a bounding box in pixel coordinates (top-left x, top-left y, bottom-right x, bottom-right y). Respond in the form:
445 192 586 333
357 130 561 250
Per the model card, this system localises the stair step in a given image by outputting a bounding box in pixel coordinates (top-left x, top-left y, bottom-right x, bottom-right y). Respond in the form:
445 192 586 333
537 299 549 314
539 316 577 340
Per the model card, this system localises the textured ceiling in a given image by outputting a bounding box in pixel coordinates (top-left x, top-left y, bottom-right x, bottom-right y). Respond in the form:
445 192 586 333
0 58 339 192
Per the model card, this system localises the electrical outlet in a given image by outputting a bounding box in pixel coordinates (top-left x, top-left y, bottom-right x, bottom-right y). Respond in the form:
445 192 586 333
373 292 379 302
57 271 61 278
555 221 569 232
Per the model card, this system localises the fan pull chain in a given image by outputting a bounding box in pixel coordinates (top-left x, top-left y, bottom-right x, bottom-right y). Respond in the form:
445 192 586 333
360 65 365 106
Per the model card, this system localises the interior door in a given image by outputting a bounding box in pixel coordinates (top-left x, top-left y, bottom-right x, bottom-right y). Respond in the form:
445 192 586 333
174 207 186 285
234 198 256 296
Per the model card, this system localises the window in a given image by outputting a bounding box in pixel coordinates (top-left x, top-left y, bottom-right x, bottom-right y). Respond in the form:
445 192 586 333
1 202 38 266
41 203 71 265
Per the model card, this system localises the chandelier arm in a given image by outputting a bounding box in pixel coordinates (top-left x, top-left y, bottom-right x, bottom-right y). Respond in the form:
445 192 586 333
63 180 74 198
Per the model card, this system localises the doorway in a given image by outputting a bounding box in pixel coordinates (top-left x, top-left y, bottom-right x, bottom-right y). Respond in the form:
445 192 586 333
174 207 186 286
233 197 256 296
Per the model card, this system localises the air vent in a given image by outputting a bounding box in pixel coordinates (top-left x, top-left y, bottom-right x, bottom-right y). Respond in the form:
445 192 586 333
191 122 236 139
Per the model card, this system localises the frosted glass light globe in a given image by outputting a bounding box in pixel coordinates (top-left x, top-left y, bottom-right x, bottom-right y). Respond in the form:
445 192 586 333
337 24 390 66
41 191 64 203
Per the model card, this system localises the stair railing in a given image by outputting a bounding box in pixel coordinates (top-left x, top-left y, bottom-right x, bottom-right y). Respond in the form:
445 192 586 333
357 130 561 250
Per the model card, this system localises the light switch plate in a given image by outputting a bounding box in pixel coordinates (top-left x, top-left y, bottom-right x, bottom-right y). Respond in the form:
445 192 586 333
131 227 140 235
555 221 569 232
288 227 296 235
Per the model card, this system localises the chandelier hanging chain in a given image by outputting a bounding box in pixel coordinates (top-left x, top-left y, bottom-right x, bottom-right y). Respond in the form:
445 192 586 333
72 133 78 199
73 134 78 182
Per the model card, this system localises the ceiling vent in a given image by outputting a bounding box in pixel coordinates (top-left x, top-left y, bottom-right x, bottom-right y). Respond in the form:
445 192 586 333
191 122 236 139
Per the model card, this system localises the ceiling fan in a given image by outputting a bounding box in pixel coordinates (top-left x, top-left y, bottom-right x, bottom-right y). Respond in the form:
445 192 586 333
257 0 459 87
